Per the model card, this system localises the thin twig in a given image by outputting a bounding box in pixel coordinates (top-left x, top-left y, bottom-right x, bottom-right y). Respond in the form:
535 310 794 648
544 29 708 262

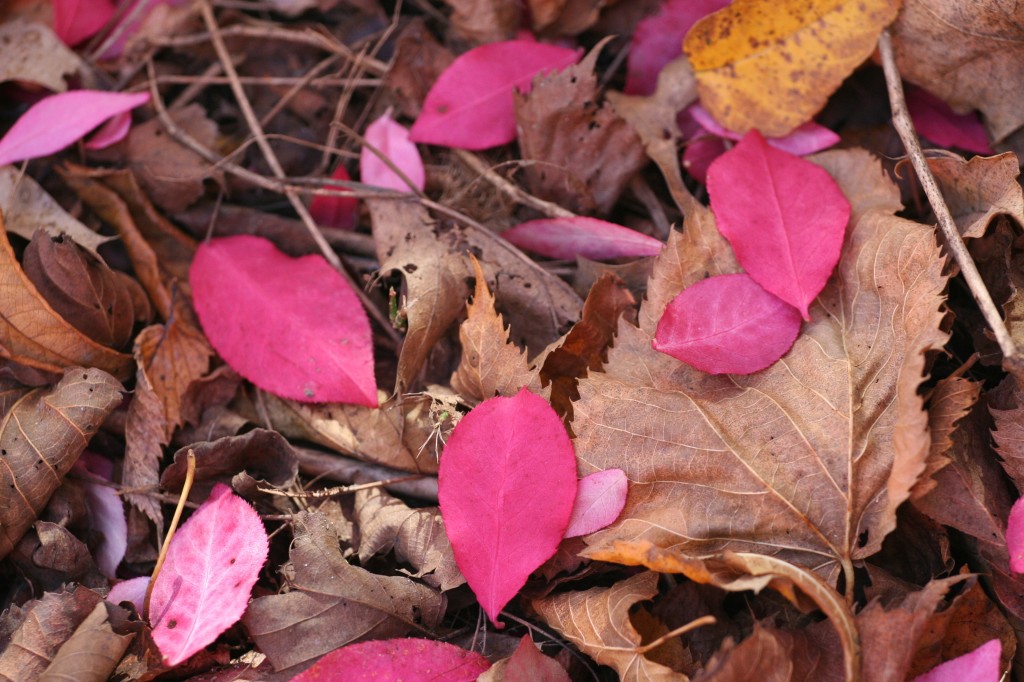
453 150 575 219
258 475 423 498
144 450 196 620
150 73 379 89
294 446 439 501
258 54 341 129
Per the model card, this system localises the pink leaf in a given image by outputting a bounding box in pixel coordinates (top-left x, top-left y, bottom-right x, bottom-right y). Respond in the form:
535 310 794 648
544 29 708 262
653 273 802 375
74 451 127 578
912 639 1001 682
502 217 663 260
906 86 993 156
291 639 491 682
84 111 133 150
438 388 577 626
410 40 579 150
107 576 149 612
706 130 850 319
360 111 425 193
1008 495 1024 573
150 483 269 667
564 469 628 538
53 0 115 46
689 104 839 156
190 235 377 406
501 635 571 682
309 165 359 230
0 91 150 167
625 0 730 96
682 134 728 185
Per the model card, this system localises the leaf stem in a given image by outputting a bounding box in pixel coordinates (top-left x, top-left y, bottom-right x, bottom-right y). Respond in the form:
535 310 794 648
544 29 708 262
143 450 196 621
634 615 716 654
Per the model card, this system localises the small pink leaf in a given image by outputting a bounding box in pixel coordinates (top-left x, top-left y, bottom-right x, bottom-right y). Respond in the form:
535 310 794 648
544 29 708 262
682 134 728 184
150 483 269 667
360 111 425 193
689 104 839 156
107 576 149 612
564 469 628 538
502 217 663 260
292 639 491 682
53 0 115 46
309 165 359 230
0 91 150 167
906 86 993 156
85 111 133 150
706 130 850 319
410 40 579 150
912 639 1001 682
501 635 571 682
653 273 802 375
1008 495 1024 573
74 451 127 578
190 235 377 406
438 388 577 626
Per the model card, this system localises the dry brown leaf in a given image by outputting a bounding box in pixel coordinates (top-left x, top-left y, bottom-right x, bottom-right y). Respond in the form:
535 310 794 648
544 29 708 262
444 0 520 44
574 255 654 302
990 376 1024 494
695 624 805 682
10 521 106 592
911 376 980 501
385 19 454 120
123 346 166 537
928 152 1024 239
527 0 612 36
242 510 445 676
39 601 133 682
0 19 81 92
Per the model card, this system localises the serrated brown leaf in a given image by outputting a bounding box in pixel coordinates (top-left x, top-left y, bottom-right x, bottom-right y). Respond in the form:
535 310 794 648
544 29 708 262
122 341 168 537
912 376 980 501
990 375 1024 492
928 153 1024 240
39 601 133 682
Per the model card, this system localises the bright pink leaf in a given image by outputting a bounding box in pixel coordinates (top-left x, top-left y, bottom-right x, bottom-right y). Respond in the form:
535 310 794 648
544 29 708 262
107 576 148 612
360 111 425 193
410 40 579 150
706 130 850 319
309 165 359 231
906 86 993 156
1008 496 1024 573
150 483 269 667
625 0 730 96
502 217 663 260
682 134 728 185
689 104 839 156
53 0 115 46
564 469 628 538
438 388 577 626
653 273 802 375
912 639 1001 682
190 235 377 406
74 451 127 578
85 111 133 150
502 635 571 682
0 91 150 168
292 639 491 682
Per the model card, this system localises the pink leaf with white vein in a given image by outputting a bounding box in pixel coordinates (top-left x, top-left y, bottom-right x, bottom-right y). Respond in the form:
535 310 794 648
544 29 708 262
309 165 359 230
360 111 425 193
410 40 579 150
689 104 839 156
53 0 115 46
502 217 663 260
292 639 491 682
912 639 1001 682
150 484 268 667
0 91 150 167
564 469 628 538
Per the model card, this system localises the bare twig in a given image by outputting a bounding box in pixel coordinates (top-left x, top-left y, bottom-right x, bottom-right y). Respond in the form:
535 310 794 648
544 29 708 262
453 150 576 219
258 475 423 498
293 446 439 501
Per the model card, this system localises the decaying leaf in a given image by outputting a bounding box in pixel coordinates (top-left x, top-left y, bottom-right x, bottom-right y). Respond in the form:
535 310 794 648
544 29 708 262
912 376 980 502
927 153 1024 240
40 601 133 682
443 0 520 45
0 19 81 92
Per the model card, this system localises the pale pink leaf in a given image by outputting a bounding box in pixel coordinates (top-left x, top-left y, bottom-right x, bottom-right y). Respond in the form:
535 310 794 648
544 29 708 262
706 130 850 319
107 576 149 612
502 217 663 260
150 483 269 667
292 639 491 682
564 469 628 538
190 235 377 406
689 104 839 156
53 0 115 46
309 165 359 230
74 451 127 578
912 639 1001 682
1008 495 1024 573
85 111 133 150
907 86 993 156
0 91 150 168
410 40 579 150
438 388 577 626
653 273 802 375
360 111 425 193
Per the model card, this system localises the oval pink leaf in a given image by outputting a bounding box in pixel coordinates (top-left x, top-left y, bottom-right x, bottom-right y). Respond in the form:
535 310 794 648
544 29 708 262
53 0 115 46
85 111 133 150
410 40 579 150
689 104 839 156
360 111 425 193
190 235 377 406
150 483 269 667
912 639 1001 682
502 217 663 261
906 86 993 156
0 91 150 168
706 130 850 319
653 273 802 375
439 388 577 626
564 469 628 538
1008 495 1024 573
292 639 491 682
107 576 149 612
309 165 359 230
74 451 127 578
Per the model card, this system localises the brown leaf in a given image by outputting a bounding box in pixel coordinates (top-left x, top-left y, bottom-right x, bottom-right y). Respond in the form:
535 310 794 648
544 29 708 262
123 342 169 537
574 255 654 302
515 42 647 215
990 375 1024 492
478 635 571 682
527 0 611 36
39 601 133 682
0 19 81 92
384 19 454 120
444 0 520 44
0 368 122 560
928 152 1024 239
10 521 106 592
242 510 445 676
695 624 803 682
912 376 980 501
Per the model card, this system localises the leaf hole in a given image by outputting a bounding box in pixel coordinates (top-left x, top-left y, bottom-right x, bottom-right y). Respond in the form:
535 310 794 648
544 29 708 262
168 619 177 629
857 530 869 548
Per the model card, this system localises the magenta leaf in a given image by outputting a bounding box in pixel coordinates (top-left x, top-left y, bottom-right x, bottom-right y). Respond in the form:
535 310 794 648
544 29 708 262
912 639 1001 682
107 576 148 612
502 217 663 260
689 104 839 156
653 273 802 375
706 130 850 319
190 235 377 406
1008 495 1024 573
360 111 425 193
564 469 628 538
0 91 150 168
409 40 579 150
906 86 993 156
84 111 133 150
150 483 269 667
683 134 728 185
438 388 577 626
73 451 127 579
292 639 491 682
53 0 115 46
309 165 359 230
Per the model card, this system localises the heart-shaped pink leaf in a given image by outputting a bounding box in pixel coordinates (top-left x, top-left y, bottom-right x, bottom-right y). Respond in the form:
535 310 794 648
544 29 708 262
439 388 577 626
1008 495 1024 573
906 86 993 156
689 104 839 156
564 469 628 538
410 40 579 150
653 273 802 375
706 130 850 319
292 639 491 682
53 0 115 46
912 639 1001 682
360 111 425 193
309 165 359 230
0 91 150 168
150 483 269 667
502 217 663 260
190 235 377 406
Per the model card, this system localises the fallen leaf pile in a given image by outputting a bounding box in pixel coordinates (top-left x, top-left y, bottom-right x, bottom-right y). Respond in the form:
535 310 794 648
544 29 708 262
3 0 1024 679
